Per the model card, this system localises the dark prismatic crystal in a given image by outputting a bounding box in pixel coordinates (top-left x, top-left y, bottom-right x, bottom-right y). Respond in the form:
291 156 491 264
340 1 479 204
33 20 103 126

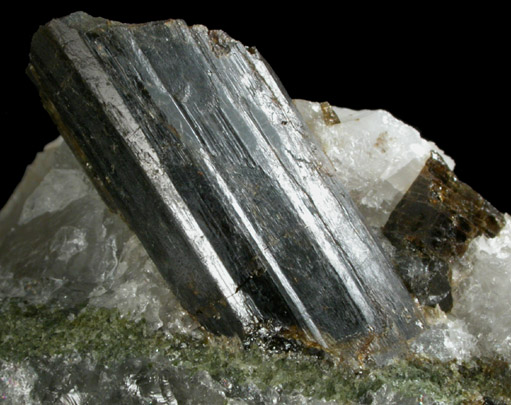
27 12 420 348
383 153 505 311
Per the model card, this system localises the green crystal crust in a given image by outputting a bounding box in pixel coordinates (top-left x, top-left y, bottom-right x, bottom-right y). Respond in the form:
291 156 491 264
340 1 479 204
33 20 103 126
1 298 510 403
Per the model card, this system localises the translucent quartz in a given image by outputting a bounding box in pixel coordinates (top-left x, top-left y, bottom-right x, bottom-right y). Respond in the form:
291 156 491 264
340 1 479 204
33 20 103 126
294 100 454 228
0 138 198 336
450 215 511 360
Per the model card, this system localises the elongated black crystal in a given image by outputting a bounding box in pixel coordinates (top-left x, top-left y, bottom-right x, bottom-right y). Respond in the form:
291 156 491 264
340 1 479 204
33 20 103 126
28 12 420 347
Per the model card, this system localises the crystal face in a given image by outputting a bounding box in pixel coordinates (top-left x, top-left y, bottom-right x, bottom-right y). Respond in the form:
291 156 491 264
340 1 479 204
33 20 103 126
294 100 455 229
26 12 419 347
383 153 504 311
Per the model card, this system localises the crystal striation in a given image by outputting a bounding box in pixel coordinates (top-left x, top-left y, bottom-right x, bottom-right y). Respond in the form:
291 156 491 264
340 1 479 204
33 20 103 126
294 100 511 363
26 13 419 347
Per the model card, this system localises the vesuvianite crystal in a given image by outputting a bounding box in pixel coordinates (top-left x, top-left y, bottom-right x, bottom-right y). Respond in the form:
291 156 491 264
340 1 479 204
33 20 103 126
383 153 505 311
26 11 420 348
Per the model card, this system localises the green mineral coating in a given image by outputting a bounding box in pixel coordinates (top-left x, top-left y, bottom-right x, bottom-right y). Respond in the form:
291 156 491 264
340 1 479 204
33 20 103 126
1 298 510 404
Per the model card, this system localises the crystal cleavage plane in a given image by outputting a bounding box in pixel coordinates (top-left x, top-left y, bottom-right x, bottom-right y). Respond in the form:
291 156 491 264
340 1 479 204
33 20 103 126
27 12 420 349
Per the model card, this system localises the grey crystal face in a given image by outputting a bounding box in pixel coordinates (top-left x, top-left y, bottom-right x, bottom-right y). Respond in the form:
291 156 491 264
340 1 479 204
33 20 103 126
27 12 420 347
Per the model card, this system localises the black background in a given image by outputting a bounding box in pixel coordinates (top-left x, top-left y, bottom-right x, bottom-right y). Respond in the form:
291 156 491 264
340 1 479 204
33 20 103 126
1 4 508 213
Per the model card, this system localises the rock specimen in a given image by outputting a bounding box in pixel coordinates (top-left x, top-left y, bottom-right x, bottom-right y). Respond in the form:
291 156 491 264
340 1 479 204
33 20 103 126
2 106 511 403
383 153 505 311
27 12 419 347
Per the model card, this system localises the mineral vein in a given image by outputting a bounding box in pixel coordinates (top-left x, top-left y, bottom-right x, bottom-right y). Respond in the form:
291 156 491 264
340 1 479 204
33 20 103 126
28 12 420 346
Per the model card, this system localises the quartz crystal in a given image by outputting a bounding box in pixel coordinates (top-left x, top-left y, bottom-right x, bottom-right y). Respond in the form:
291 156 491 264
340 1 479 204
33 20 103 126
26 12 419 347
409 215 511 362
294 100 455 229
0 138 197 335
450 215 511 359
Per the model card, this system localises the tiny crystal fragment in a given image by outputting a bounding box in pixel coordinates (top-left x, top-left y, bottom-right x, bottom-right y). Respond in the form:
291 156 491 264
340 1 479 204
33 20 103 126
26 12 420 347
319 102 341 126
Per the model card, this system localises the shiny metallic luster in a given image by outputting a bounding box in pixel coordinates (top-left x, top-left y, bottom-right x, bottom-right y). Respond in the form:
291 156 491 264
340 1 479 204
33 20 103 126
28 12 420 347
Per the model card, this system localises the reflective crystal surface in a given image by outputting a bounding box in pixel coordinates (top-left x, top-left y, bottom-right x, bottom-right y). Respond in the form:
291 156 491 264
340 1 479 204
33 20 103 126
383 153 505 311
296 100 511 365
294 100 454 229
26 12 419 347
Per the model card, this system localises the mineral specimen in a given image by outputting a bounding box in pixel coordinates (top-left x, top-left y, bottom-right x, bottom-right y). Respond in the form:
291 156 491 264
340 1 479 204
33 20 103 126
3 12 509 404
383 153 505 311
26 12 419 347
295 100 511 365
2 103 511 403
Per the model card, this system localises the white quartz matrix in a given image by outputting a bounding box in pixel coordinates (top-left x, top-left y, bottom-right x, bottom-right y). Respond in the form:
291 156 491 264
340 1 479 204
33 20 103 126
294 100 455 228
